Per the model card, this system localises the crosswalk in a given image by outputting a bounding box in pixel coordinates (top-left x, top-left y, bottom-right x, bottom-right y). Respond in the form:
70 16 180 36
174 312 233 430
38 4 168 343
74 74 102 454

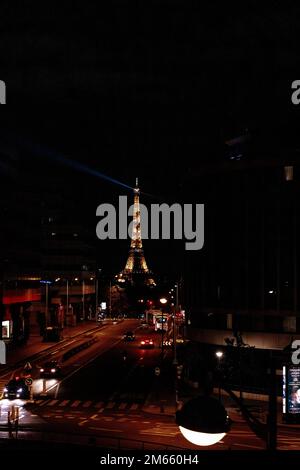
32 399 144 412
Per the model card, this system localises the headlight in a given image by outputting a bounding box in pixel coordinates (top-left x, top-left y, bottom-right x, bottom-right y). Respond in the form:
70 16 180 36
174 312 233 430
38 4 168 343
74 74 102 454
17 388 23 393
40 369 44 373
3 387 8 392
51 369 56 373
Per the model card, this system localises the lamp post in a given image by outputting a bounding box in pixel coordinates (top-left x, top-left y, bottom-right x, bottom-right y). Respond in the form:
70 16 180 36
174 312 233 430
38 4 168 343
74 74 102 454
174 283 179 365
215 351 223 401
82 279 85 321
109 280 112 318
159 298 167 363
66 279 69 325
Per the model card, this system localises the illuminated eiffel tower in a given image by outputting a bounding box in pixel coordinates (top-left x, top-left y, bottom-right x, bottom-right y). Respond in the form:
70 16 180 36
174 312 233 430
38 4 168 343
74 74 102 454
117 178 155 286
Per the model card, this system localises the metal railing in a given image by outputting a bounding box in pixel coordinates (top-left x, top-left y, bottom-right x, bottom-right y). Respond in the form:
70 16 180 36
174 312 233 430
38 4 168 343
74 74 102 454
0 426 189 451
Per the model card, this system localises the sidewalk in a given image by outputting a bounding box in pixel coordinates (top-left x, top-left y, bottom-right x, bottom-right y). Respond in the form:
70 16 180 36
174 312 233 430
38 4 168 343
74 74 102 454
2 321 102 369
143 375 300 429
142 356 177 416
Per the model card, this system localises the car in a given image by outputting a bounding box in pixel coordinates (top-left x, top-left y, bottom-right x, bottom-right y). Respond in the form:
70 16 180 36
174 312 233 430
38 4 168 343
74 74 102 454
123 331 135 341
140 322 149 329
39 360 62 378
3 377 29 400
140 338 154 349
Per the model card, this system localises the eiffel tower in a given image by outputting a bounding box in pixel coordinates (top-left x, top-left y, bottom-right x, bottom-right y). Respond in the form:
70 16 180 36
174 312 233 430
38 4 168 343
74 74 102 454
117 178 155 286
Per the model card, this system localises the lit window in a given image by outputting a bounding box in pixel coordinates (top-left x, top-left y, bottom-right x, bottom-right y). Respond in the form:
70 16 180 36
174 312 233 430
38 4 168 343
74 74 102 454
51 232 56 236
284 166 293 181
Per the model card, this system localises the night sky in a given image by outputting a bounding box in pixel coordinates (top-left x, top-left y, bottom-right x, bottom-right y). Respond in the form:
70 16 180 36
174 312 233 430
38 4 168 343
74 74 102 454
1 2 300 279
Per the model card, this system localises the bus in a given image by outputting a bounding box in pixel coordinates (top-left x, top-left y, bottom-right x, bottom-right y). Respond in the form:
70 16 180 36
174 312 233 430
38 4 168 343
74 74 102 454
153 312 172 332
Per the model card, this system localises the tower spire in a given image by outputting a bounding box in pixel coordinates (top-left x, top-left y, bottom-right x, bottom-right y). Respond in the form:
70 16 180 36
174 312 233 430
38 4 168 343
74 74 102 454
117 179 155 286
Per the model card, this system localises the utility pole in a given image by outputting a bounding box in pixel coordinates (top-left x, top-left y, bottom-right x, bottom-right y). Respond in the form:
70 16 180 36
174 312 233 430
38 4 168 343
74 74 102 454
66 279 69 324
266 352 277 450
161 312 164 364
173 283 179 365
82 280 85 320
45 282 49 328
95 278 98 319
109 280 112 317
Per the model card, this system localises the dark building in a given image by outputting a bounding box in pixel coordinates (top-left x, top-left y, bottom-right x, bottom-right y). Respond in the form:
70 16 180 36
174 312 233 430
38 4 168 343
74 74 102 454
183 154 300 349
0 149 97 342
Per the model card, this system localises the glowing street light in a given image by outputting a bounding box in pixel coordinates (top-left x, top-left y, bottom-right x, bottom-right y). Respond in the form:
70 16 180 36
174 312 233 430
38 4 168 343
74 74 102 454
176 396 231 447
215 351 224 401
159 298 168 304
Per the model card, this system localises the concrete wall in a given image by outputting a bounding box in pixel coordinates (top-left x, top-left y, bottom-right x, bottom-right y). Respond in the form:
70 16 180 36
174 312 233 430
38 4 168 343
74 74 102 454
186 327 300 350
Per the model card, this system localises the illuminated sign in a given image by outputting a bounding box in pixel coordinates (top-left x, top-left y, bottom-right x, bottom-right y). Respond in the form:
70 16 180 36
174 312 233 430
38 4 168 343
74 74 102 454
2 320 11 339
283 365 300 423
287 366 300 414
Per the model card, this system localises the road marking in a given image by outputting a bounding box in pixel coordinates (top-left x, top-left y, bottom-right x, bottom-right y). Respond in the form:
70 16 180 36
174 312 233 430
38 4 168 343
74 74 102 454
71 400 81 408
55 336 125 397
48 400 59 406
89 426 124 433
35 400 43 404
140 429 179 437
103 417 114 422
95 402 104 409
233 443 264 450
106 402 115 409
83 400 92 408
117 417 129 422
90 414 99 420
38 400 52 406
130 403 139 410
119 403 127 410
59 400 70 407
79 419 89 426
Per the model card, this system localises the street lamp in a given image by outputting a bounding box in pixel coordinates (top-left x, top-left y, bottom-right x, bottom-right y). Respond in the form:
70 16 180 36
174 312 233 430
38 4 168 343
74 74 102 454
215 351 224 401
176 396 231 447
159 298 168 363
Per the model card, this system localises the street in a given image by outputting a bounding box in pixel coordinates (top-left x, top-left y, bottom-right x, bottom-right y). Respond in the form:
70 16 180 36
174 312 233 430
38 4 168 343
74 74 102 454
1 320 300 450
